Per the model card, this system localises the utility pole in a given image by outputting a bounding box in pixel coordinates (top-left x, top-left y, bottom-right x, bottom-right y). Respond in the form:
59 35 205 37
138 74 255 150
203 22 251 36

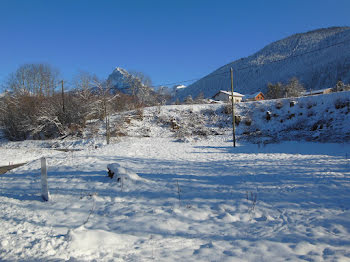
61 80 65 114
230 68 236 147
106 113 110 145
104 99 110 145
41 157 50 201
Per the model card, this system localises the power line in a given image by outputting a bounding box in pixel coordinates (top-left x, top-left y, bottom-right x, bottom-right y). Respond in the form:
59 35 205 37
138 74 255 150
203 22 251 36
151 71 229 88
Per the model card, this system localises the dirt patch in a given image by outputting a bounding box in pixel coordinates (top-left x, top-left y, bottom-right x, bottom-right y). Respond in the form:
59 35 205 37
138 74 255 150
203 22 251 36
53 148 81 152
0 163 27 175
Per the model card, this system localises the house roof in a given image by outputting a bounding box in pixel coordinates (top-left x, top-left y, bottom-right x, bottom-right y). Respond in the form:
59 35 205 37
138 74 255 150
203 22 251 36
302 88 332 95
244 92 264 99
214 90 244 97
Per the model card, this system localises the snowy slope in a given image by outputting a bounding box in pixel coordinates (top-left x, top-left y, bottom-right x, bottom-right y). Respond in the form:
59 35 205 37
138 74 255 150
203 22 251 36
80 90 350 144
177 27 350 100
1 90 347 147
234 91 350 143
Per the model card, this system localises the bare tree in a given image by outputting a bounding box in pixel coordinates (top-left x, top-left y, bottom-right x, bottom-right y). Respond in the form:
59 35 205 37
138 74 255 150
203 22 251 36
184 95 194 104
154 86 171 105
285 77 305 97
0 64 90 140
72 71 98 121
194 91 205 103
126 71 155 105
6 64 59 97
0 64 62 140
332 80 350 92
92 78 119 144
0 92 65 140
74 71 95 99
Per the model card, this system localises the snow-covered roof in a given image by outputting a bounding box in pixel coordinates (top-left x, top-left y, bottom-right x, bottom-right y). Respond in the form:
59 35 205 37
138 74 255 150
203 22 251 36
244 92 264 99
175 85 186 89
215 90 244 97
302 88 332 95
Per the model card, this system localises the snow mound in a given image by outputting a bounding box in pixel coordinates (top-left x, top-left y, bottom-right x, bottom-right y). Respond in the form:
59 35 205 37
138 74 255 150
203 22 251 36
67 225 138 260
107 163 143 183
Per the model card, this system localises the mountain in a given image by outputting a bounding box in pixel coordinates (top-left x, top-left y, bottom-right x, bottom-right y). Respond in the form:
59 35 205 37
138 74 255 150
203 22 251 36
176 27 350 100
106 67 136 94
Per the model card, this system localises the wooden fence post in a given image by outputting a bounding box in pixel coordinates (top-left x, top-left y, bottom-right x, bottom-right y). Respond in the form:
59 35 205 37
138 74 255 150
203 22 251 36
41 157 50 201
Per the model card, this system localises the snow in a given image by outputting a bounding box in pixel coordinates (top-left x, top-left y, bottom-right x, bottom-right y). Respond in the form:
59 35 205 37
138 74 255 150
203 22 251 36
0 146 60 166
1 135 350 261
107 163 144 183
234 91 350 143
106 66 134 93
174 84 186 89
215 90 245 97
1 93 350 261
244 92 263 100
302 88 332 95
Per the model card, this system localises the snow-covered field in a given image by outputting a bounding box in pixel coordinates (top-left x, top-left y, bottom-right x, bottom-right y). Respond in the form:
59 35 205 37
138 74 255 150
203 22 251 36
1 93 350 261
1 134 350 261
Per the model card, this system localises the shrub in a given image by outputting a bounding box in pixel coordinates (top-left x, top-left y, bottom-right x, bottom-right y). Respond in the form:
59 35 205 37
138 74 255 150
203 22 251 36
223 103 232 114
334 98 350 109
244 118 252 126
235 115 241 125
135 107 144 120
307 101 316 109
307 110 315 117
275 101 283 109
287 114 295 120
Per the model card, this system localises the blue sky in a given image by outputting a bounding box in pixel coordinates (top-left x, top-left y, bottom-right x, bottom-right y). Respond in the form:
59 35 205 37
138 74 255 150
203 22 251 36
0 0 349 89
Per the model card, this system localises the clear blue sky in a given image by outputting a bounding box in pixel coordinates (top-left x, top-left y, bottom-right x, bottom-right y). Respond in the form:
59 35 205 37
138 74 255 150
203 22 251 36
0 0 349 89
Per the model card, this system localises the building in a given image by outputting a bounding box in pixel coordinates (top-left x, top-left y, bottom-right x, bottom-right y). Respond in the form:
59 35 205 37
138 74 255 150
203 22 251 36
212 90 244 103
302 88 332 96
243 92 265 102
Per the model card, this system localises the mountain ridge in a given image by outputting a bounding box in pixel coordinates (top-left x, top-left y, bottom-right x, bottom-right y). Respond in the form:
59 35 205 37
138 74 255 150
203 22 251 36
176 26 350 100
106 67 134 93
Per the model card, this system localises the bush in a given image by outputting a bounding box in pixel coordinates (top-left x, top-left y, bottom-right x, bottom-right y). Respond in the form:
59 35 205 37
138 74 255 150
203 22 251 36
135 107 144 120
307 101 316 109
244 118 252 126
275 101 283 109
287 114 295 120
174 127 191 141
332 81 350 93
235 115 241 125
0 92 92 140
334 98 350 109
223 103 232 114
